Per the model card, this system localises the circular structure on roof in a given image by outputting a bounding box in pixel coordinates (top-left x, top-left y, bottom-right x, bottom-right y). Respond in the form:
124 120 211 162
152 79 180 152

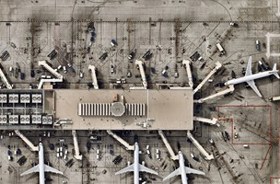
111 102 125 117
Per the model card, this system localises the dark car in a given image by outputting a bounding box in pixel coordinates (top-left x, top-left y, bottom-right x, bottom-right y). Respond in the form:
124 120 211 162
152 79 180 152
16 148 22 156
65 158 74 168
90 36 95 42
89 135 101 142
255 40 261 51
48 143 55 150
99 52 108 61
258 61 269 71
200 62 206 70
0 51 10 61
150 67 156 74
190 51 200 62
214 82 225 88
88 22 95 31
7 149 12 156
111 39 118 47
224 131 230 141
47 49 58 60
231 71 236 79
31 70 35 78
112 155 123 165
17 156 27 166
242 67 246 76
229 22 239 27
20 72 25 80
142 50 153 61
128 51 135 61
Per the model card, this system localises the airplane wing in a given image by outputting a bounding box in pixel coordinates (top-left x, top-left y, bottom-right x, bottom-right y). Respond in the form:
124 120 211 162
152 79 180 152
185 167 205 175
139 164 158 175
246 80 262 97
245 56 253 76
44 164 63 175
115 164 134 175
162 168 180 181
20 165 39 176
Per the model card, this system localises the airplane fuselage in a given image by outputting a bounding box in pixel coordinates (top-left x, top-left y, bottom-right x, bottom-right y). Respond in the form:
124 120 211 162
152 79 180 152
178 151 188 184
38 143 45 184
134 143 140 184
225 70 276 86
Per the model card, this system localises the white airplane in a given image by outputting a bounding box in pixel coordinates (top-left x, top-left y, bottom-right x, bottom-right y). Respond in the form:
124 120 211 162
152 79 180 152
20 142 63 184
115 142 158 184
224 56 280 97
163 151 205 184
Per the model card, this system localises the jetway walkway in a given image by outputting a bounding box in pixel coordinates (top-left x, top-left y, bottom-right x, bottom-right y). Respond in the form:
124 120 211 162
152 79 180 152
182 60 193 88
194 116 219 127
88 65 99 89
158 130 178 160
38 78 63 89
38 60 63 89
38 60 63 79
135 60 147 89
15 130 38 152
0 66 12 89
107 130 134 150
187 131 214 160
194 85 234 103
193 62 222 94
72 130 83 160
129 86 146 90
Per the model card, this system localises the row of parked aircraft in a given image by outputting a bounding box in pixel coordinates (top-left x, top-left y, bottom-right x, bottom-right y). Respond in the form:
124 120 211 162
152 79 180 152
115 142 205 184
20 142 204 184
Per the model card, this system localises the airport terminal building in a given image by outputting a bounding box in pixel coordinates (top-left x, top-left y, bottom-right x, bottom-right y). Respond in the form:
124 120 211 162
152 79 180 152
0 89 193 130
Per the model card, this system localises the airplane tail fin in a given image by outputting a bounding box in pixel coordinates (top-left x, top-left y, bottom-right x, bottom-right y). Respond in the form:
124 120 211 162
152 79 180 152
273 63 280 79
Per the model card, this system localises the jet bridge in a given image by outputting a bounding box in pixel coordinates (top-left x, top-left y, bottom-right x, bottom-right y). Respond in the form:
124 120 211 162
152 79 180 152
38 78 64 89
269 95 280 102
182 60 193 88
135 60 147 89
187 131 214 160
0 66 12 89
107 130 134 150
193 116 219 127
88 65 99 89
194 85 234 103
38 60 63 79
158 130 178 160
129 86 146 90
72 130 82 160
193 61 222 94
15 130 38 152
38 60 63 89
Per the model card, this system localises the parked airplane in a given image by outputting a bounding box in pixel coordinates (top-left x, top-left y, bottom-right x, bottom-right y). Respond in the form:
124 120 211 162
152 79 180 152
163 151 205 184
20 142 63 184
224 56 280 97
115 142 158 184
